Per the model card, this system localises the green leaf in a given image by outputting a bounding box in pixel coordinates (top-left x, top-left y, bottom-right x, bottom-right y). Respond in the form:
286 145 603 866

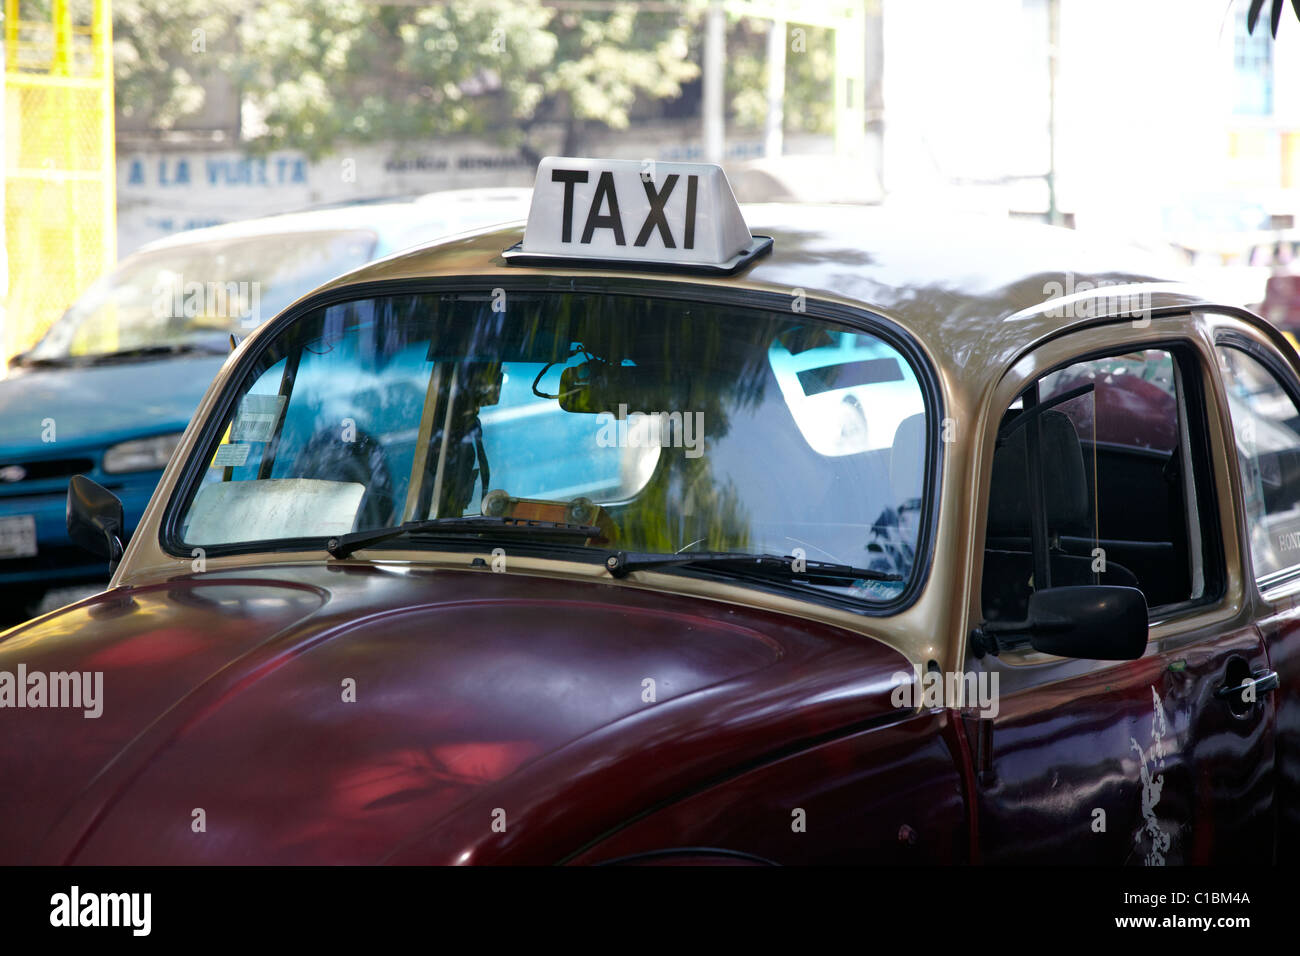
1247 0 1267 33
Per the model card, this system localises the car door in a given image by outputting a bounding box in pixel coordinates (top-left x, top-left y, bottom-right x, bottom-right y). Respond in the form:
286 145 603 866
964 327 1275 864
1210 316 1300 860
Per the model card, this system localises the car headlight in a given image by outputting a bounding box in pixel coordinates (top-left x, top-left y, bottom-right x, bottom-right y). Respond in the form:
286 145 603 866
102 433 185 474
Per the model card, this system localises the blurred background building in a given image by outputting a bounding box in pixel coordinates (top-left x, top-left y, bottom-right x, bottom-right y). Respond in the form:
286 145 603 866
6 0 1300 365
882 1 1300 237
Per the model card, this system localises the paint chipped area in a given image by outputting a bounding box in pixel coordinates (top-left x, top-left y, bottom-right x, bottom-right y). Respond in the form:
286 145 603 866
1130 686 1172 865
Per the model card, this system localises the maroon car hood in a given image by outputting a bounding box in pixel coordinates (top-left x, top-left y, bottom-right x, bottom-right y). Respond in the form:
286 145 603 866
0 564 911 864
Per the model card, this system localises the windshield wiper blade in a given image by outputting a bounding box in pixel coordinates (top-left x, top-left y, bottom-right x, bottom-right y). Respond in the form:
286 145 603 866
603 550 903 584
84 342 229 364
326 515 603 559
11 354 75 368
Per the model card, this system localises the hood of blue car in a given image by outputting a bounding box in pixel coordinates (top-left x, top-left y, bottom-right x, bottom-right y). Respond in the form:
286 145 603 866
0 355 227 450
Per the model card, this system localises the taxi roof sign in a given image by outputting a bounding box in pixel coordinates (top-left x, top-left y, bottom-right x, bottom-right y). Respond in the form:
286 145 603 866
503 157 772 275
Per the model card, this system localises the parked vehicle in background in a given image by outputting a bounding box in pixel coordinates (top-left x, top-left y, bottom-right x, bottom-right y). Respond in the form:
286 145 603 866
1175 228 1300 348
0 189 531 625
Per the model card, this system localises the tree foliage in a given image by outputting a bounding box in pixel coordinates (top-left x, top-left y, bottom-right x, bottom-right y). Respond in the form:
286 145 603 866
1245 0 1300 37
103 0 1300 159
114 0 707 157
113 0 240 129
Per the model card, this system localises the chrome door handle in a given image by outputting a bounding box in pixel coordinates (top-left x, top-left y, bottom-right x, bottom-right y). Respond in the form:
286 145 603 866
1215 670 1280 702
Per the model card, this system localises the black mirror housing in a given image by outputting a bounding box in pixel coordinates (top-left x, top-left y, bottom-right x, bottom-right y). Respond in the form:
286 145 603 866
67 474 125 569
1026 585 1148 660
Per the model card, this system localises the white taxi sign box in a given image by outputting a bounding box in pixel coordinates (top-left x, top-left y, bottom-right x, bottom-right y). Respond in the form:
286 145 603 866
503 157 773 275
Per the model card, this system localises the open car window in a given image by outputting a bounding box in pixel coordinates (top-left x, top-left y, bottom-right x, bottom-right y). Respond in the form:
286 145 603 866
173 290 934 605
982 347 1217 624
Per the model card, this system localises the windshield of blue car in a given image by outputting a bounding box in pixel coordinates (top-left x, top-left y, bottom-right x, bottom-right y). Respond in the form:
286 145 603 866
26 229 376 361
173 289 933 603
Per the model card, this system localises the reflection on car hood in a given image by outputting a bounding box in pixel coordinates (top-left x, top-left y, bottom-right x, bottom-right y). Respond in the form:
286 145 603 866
0 564 910 863
0 355 226 449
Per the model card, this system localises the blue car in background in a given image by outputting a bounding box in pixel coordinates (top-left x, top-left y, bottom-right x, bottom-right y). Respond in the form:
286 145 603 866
0 188 532 624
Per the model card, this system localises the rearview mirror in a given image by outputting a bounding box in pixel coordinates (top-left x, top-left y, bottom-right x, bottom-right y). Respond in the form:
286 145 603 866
1026 585 1148 660
558 360 681 414
67 475 125 570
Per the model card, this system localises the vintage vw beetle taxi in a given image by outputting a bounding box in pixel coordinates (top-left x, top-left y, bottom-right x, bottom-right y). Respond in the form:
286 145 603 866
2 157 1296 865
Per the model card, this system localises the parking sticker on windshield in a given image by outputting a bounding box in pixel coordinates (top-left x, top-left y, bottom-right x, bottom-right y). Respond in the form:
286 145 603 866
212 443 251 467
231 393 285 443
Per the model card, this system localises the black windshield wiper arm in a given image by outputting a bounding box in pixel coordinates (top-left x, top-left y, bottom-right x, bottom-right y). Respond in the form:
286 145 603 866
14 339 228 369
84 342 229 364
10 354 75 368
603 550 903 584
326 515 603 559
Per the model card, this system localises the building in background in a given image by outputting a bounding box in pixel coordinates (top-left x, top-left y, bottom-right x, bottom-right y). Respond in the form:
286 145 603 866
18 1 1300 327
112 1 867 255
880 0 1300 243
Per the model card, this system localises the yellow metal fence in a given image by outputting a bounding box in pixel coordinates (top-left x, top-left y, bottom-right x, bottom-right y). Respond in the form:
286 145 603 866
3 0 115 365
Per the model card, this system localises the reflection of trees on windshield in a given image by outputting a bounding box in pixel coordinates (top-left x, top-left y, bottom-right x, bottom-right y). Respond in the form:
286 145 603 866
191 289 926 595
417 293 782 533
619 455 753 555
564 297 781 554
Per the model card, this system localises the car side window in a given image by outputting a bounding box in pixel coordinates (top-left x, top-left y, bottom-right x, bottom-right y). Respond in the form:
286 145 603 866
1216 346 1300 581
982 347 1215 623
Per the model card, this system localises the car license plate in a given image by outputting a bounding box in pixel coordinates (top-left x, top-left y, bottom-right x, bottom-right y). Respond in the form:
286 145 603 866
0 515 37 559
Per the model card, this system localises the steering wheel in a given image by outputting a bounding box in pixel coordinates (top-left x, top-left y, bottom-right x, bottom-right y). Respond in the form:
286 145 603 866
293 427 396 530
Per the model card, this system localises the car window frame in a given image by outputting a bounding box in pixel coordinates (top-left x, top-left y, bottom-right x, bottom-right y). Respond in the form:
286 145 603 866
981 341 1222 620
1214 328 1300 593
968 320 1233 667
156 274 947 619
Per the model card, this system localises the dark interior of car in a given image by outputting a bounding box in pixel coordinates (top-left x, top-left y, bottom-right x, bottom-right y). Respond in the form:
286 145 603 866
982 401 1193 622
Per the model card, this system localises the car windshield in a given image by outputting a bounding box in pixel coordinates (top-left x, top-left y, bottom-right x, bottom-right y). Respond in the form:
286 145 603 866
174 290 931 602
28 229 376 360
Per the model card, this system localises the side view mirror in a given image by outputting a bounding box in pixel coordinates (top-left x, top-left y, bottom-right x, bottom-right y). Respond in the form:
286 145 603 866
67 475 125 570
974 585 1149 660
1026 585 1148 660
